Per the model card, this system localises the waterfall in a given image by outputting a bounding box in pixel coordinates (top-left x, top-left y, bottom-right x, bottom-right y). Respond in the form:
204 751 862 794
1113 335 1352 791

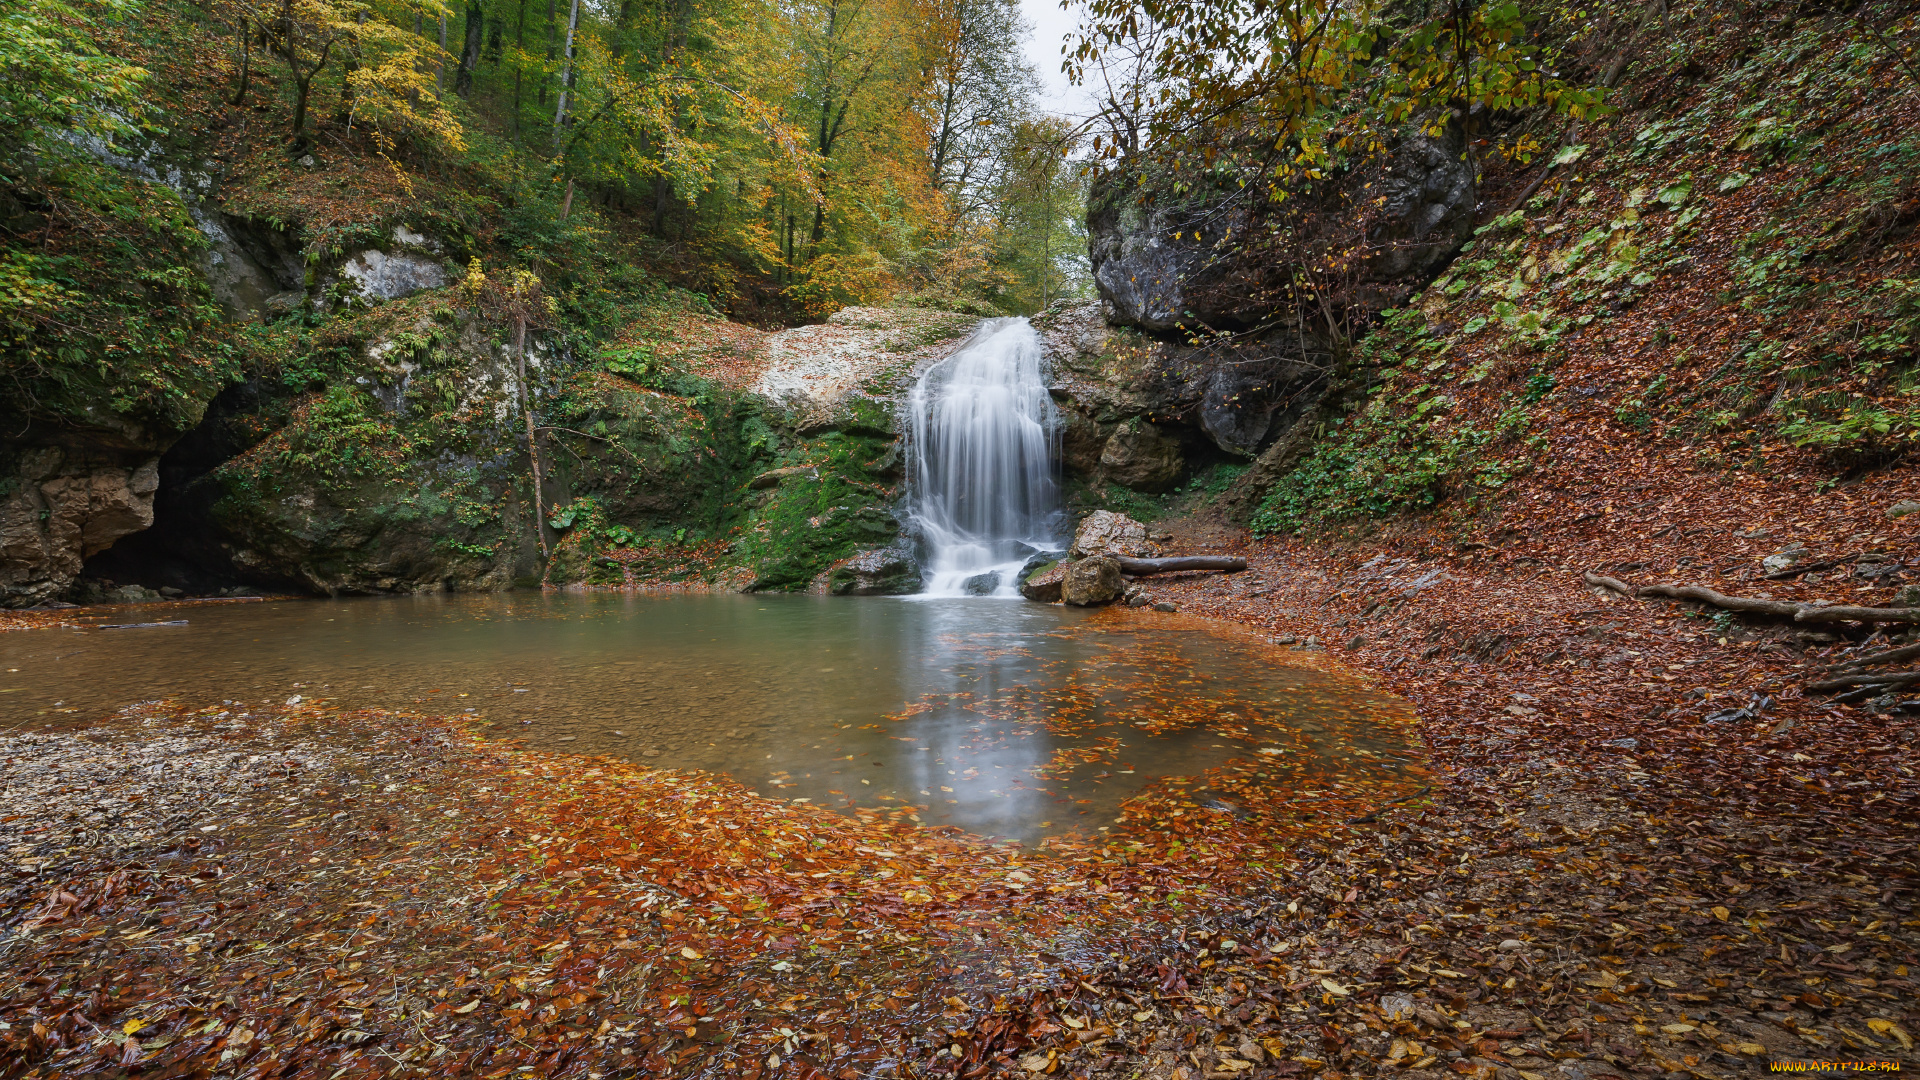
906 318 1062 598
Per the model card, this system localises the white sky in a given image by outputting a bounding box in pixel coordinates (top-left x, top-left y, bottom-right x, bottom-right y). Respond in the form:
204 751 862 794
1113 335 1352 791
1019 0 1097 120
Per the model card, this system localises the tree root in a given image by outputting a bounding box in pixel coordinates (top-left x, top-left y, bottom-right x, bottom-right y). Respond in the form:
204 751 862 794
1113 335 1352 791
1588 572 1920 698
1581 572 1637 598
1626 581 1920 624
1804 670 1920 693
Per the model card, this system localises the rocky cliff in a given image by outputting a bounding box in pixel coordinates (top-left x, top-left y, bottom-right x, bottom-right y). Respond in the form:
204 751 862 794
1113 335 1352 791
1044 127 1479 506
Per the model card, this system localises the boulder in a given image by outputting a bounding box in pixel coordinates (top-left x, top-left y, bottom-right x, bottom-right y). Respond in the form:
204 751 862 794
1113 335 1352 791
828 545 919 596
1062 557 1124 606
1099 419 1184 491
1019 561 1066 603
1071 511 1157 559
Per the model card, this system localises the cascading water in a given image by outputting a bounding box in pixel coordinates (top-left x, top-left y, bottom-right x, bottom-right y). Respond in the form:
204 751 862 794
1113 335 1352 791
906 318 1062 598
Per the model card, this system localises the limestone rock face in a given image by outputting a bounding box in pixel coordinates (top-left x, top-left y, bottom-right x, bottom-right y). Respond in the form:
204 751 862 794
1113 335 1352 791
0 448 161 606
1071 511 1156 559
1099 419 1184 491
829 545 919 595
1061 556 1124 606
341 249 451 301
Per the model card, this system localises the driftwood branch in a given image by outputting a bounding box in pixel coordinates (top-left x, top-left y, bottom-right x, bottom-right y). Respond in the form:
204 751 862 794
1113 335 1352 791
1114 556 1247 576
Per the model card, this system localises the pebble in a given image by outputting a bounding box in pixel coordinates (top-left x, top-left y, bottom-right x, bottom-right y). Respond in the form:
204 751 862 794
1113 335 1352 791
1152 602 1178 612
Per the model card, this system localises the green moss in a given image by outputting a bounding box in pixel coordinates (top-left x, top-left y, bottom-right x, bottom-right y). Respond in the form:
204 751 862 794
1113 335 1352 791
735 433 900 590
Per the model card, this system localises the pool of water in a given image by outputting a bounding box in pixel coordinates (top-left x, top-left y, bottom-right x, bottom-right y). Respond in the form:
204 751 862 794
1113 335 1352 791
1 593 1425 842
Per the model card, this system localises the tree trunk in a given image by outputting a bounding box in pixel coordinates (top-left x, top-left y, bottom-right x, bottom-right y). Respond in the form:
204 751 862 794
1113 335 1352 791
516 316 550 561
560 178 575 220
231 17 252 105
553 0 581 142
455 0 484 94
291 74 313 145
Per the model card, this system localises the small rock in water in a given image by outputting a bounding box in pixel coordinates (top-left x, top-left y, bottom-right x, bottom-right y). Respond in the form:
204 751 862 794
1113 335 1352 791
557 736 576 742
1151 601 1177 612
1273 633 1296 644
643 750 661 758
961 571 1001 596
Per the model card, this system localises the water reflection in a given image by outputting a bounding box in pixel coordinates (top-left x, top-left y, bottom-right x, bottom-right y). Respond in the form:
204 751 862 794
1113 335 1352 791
0 592 1422 841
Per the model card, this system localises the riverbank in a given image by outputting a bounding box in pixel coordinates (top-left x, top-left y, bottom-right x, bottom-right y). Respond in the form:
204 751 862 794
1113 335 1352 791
1001 486 1919 1079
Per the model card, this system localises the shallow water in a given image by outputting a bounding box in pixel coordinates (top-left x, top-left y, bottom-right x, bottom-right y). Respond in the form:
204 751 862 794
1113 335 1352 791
1 593 1424 842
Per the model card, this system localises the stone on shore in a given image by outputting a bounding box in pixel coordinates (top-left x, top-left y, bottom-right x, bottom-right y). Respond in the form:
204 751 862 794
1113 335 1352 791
1062 557 1124 606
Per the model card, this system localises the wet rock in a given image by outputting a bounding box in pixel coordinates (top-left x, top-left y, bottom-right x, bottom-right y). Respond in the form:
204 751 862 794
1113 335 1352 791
1062 557 1124 606
1152 601 1178 613
1071 510 1156 559
1889 500 1920 520
1607 737 1641 750
961 572 1001 596
1380 993 1415 1020
1019 561 1066 603
828 546 918 596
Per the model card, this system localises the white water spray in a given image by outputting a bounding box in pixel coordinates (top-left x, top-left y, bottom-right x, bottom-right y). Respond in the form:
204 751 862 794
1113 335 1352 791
906 318 1061 597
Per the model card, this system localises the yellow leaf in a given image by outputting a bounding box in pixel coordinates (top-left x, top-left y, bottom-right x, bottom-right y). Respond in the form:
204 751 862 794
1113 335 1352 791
1518 1072 1546 1080
1662 1024 1695 1035
453 999 481 1014
681 947 702 959
122 1018 148 1036
1868 1020 1912 1049
1433 969 1466 978
1064 1016 1085 1030
1653 978 1677 988
1319 978 1350 996
1711 906 1729 921
1734 1042 1765 1055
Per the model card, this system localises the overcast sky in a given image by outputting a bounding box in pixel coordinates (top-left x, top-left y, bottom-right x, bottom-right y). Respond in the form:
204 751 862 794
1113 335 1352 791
1019 0 1095 119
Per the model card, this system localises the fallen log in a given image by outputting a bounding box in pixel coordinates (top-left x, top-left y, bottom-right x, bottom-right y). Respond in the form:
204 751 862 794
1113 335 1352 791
1113 556 1247 576
1637 583 1920 624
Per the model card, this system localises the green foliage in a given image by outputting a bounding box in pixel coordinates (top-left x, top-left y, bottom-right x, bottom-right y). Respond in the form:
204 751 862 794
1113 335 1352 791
0 0 152 158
